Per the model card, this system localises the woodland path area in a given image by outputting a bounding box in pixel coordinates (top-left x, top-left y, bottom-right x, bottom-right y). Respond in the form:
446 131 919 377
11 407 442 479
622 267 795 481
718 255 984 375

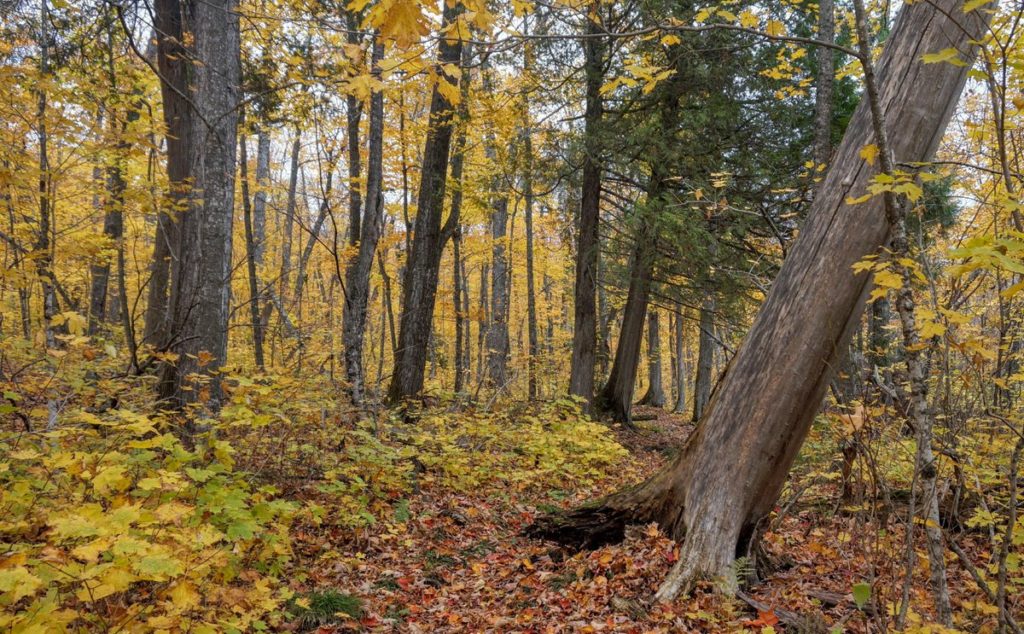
287 408 982 633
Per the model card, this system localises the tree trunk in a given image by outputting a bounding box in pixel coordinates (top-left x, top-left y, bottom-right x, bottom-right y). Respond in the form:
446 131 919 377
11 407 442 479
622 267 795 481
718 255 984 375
343 37 385 405
159 0 240 412
485 182 510 388
453 229 467 393
253 128 270 264
346 11 363 248
529 0 986 601
240 131 266 370
813 0 835 169
639 309 666 408
476 262 489 387
598 228 654 424
447 48 472 395
692 297 714 422
35 0 58 352
279 132 300 304
145 0 190 348
673 307 686 413
568 4 604 408
387 0 465 403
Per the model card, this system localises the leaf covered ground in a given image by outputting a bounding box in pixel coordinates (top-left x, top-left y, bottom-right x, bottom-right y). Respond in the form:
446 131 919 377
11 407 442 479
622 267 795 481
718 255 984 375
279 406 1007 634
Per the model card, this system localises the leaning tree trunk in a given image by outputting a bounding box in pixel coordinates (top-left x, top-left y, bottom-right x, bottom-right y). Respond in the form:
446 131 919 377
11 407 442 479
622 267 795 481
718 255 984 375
159 0 240 413
598 228 654 424
529 0 987 601
387 0 465 403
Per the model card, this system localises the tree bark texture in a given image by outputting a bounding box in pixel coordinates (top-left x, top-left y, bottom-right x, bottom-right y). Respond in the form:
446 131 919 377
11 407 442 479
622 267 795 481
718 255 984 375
145 0 190 347
673 308 687 413
568 5 604 407
160 0 241 412
343 38 385 405
692 297 714 422
240 133 265 370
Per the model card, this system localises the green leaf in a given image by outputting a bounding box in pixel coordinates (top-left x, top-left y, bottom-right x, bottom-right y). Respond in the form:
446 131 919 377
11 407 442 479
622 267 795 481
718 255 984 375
394 499 411 523
852 582 871 609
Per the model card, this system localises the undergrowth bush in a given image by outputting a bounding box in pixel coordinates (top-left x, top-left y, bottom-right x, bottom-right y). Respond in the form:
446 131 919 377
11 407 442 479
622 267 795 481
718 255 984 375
0 407 295 632
1 359 628 632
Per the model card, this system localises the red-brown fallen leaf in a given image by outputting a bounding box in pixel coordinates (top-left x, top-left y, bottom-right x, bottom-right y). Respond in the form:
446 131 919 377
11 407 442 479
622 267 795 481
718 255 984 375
744 609 780 627
396 576 412 591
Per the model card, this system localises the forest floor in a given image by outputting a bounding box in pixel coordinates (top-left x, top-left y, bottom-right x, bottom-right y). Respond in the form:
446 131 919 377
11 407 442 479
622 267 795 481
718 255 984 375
282 405 998 633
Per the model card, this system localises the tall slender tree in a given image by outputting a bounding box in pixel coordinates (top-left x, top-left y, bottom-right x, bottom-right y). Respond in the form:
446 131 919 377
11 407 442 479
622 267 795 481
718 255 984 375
388 1 466 403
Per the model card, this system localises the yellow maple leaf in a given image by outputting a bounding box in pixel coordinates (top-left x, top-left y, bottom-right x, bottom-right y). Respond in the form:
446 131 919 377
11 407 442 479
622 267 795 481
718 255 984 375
859 144 879 166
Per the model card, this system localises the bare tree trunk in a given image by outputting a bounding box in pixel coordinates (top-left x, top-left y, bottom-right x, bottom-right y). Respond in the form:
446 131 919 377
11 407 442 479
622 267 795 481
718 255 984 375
160 0 241 413
639 309 666 407
447 49 472 394
529 0 986 601
279 132 300 304
569 4 604 408
387 0 465 403
485 186 510 388
692 297 714 422
813 0 835 169
453 229 467 393
35 0 57 352
346 11 363 248
240 131 265 370
343 37 385 405
598 229 654 423
476 262 489 387
145 0 190 347
253 128 270 264
673 307 686 413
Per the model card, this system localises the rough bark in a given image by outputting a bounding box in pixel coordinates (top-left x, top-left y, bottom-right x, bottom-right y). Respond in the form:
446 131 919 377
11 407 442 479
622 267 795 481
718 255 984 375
387 1 465 403
343 37 385 405
485 178 510 388
568 4 604 407
529 0 986 601
346 11 363 248
639 309 666 407
159 0 240 412
145 0 190 347
692 297 714 422
598 226 654 424
813 0 835 169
